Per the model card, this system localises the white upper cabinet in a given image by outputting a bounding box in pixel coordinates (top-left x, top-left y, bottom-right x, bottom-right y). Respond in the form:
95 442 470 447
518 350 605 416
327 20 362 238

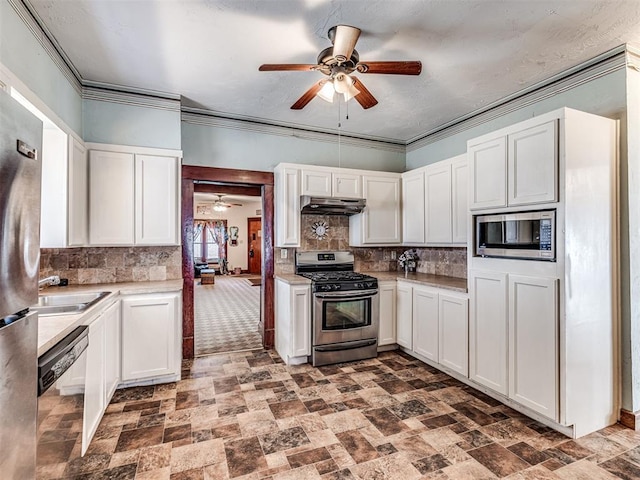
451 155 469 245
135 154 179 245
89 150 135 245
88 144 181 246
350 173 401 245
401 154 467 246
300 166 362 198
469 137 507 210
469 119 558 210
401 170 426 244
274 165 300 247
301 168 332 196
332 171 362 198
425 162 453 244
40 134 89 247
508 121 558 206
67 137 89 246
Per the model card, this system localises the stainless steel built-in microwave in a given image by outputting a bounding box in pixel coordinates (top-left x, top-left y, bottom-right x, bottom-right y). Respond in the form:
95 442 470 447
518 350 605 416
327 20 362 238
475 210 555 261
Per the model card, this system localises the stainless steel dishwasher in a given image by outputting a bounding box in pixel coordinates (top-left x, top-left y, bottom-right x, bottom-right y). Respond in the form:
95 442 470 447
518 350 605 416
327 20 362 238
36 326 89 472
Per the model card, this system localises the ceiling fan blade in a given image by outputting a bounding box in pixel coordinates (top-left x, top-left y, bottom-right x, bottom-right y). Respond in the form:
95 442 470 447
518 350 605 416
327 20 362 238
291 82 324 110
331 25 361 63
351 77 378 109
357 61 422 75
259 64 318 72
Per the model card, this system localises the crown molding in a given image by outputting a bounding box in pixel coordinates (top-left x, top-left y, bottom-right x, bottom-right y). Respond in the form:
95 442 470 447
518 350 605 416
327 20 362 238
406 44 629 151
181 108 406 153
83 83 181 112
13 0 83 94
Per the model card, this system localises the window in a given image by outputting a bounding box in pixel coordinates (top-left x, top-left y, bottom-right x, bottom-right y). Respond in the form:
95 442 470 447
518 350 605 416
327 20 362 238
194 220 226 262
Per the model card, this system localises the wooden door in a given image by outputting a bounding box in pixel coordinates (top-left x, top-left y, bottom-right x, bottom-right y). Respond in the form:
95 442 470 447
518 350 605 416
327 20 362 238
247 217 262 275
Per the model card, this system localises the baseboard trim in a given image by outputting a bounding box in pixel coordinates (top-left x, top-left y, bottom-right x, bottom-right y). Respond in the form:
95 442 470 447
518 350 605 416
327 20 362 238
620 409 640 430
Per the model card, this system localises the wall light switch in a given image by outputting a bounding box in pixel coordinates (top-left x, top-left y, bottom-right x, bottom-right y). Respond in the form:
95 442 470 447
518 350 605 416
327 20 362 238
391 251 396 260
281 249 288 259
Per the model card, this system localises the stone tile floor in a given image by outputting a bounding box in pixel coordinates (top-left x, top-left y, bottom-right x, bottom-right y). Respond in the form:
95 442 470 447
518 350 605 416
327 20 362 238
37 350 640 479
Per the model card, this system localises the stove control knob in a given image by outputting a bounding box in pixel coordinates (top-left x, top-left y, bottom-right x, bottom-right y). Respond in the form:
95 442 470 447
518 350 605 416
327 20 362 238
333 284 341 290
366 282 375 289
319 285 330 292
354 283 363 289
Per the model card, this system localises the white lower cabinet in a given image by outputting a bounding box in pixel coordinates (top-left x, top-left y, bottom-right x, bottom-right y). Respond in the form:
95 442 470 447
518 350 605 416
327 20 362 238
469 271 508 395
378 281 396 346
469 270 559 420
412 286 439 361
395 281 413 349
397 281 469 376
103 300 121 403
438 292 469 376
275 279 311 364
83 312 106 455
509 275 558 420
121 292 181 381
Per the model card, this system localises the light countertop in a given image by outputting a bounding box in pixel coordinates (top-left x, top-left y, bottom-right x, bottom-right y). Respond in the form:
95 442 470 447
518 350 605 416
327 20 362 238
275 272 467 293
37 280 182 356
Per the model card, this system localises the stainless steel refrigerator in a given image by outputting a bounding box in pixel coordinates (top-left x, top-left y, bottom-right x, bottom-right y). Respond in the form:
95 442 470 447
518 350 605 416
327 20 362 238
0 88 43 479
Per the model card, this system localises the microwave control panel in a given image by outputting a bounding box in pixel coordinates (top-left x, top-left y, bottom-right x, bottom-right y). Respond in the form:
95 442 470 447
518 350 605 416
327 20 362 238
540 218 553 251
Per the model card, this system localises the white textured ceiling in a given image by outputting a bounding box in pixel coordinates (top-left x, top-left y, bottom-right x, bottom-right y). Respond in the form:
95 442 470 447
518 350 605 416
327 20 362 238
28 0 640 143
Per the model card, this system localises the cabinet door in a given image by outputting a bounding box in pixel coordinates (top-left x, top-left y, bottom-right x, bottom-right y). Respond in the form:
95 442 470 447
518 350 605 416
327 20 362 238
378 282 397 346
469 137 507 210
451 156 468 245
509 275 558 420
135 154 179 245
469 271 508 395
68 136 88 246
83 314 105 455
332 172 362 198
439 293 469 376
291 285 311 357
89 150 135 245
103 300 121 404
425 162 452 244
396 282 413 349
412 286 439 361
275 167 300 247
121 293 179 381
508 121 558 206
360 175 401 243
301 169 332 196
402 171 425 244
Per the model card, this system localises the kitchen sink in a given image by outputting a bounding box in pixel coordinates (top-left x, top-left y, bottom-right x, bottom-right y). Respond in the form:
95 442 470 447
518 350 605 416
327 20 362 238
33 291 111 316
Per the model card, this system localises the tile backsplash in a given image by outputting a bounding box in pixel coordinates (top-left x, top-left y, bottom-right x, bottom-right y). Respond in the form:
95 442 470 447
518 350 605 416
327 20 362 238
275 214 467 278
40 246 182 284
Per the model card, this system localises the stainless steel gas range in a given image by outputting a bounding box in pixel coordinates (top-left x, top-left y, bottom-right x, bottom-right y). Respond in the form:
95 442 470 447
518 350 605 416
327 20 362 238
296 251 379 366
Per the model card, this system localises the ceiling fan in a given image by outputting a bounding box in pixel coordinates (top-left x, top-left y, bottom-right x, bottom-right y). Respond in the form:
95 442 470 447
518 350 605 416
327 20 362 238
259 25 421 110
213 195 242 212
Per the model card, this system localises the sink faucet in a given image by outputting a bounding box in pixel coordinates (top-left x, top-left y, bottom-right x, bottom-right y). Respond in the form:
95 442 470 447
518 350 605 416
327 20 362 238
38 275 60 289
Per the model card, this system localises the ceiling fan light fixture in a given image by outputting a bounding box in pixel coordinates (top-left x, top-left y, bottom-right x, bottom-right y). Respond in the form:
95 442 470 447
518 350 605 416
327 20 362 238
343 80 360 101
317 81 335 103
333 73 353 94
213 203 227 212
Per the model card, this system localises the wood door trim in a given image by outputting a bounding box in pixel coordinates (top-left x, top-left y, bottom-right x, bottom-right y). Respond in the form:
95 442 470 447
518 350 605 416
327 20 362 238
181 167 275 359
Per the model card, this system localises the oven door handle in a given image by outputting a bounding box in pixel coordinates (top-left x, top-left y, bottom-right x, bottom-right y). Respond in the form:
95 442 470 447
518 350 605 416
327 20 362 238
314 339 377 352
314 289 378 300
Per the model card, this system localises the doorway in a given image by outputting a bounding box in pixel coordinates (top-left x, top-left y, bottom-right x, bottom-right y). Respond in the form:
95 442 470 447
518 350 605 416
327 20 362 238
181 166 274 359
247 217 262 275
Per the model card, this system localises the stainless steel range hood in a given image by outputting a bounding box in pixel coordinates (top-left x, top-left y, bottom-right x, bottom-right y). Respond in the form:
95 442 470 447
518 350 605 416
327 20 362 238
300 196 366 215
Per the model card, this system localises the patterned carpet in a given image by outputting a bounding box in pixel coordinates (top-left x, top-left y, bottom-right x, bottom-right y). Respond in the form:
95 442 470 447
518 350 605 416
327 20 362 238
194 275 262 356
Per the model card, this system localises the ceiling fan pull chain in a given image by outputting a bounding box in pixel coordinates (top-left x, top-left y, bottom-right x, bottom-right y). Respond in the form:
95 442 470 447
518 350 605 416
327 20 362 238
338 100 342 168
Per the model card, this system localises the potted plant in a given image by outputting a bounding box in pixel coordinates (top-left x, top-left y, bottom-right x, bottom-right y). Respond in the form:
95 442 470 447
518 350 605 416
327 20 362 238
398 249 418 274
